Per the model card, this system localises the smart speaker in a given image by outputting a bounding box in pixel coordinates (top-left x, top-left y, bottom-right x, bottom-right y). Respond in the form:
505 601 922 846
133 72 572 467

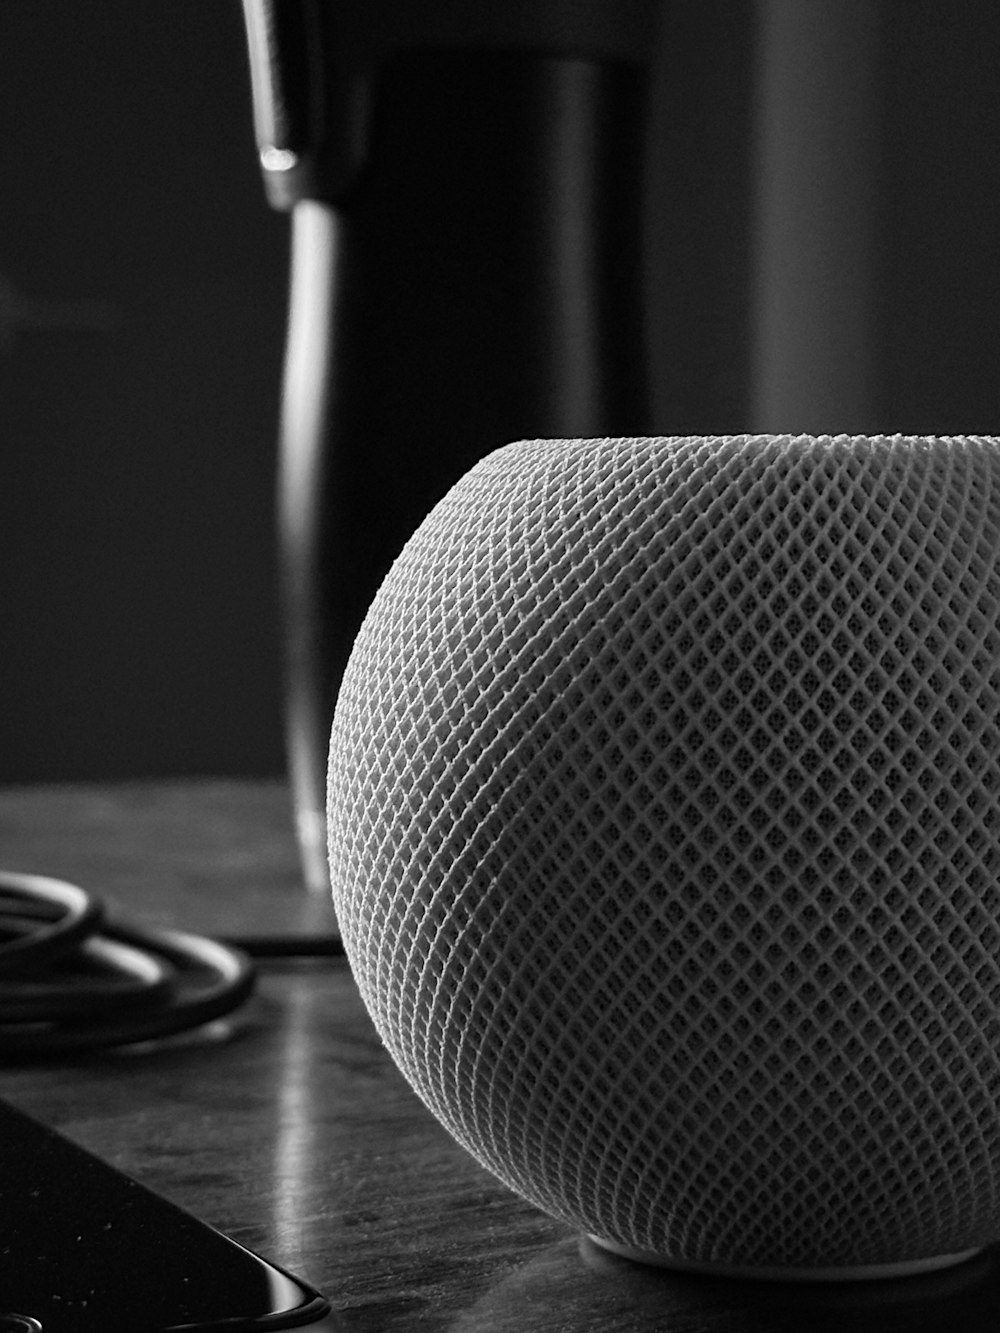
327 434 1000 1281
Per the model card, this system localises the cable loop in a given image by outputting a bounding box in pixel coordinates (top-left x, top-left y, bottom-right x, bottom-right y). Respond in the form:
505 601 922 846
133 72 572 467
0 873 104 973
0 872 256 1058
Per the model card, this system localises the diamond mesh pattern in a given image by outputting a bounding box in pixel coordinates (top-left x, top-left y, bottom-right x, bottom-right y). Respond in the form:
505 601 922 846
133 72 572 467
328 434 1000 1272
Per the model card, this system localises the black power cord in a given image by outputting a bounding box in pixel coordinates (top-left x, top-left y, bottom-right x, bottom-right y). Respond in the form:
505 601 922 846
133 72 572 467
0 872 342 1059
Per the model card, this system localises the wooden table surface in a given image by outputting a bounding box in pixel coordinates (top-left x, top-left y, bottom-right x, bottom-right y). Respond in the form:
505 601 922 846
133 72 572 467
1 778 999 1331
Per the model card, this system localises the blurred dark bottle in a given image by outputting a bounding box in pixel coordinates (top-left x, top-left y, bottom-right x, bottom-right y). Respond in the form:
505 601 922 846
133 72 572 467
241 2 659 893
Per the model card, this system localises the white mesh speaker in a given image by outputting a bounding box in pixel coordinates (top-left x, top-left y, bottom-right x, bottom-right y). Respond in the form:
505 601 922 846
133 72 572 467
327 434 1000 1281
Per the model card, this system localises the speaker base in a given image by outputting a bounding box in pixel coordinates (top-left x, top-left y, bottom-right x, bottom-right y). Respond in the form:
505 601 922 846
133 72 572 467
585 1236 985 1282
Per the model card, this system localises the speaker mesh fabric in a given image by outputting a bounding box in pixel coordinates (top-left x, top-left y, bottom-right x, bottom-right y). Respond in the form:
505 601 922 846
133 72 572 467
328 434 1000 1272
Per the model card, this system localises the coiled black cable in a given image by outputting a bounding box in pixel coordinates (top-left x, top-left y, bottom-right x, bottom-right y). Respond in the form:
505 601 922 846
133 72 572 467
0 872 263 1058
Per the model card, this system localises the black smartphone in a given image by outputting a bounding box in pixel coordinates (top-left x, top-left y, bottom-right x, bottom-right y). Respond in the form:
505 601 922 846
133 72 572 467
0 1097 341 1331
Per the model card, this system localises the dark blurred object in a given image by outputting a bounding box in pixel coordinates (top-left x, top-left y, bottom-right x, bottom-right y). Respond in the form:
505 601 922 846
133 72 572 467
0 1098 337 1328
242 1 660 890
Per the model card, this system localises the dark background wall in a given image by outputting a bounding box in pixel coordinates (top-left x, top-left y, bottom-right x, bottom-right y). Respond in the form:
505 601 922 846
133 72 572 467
0 2 998 786
0 3 289 782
